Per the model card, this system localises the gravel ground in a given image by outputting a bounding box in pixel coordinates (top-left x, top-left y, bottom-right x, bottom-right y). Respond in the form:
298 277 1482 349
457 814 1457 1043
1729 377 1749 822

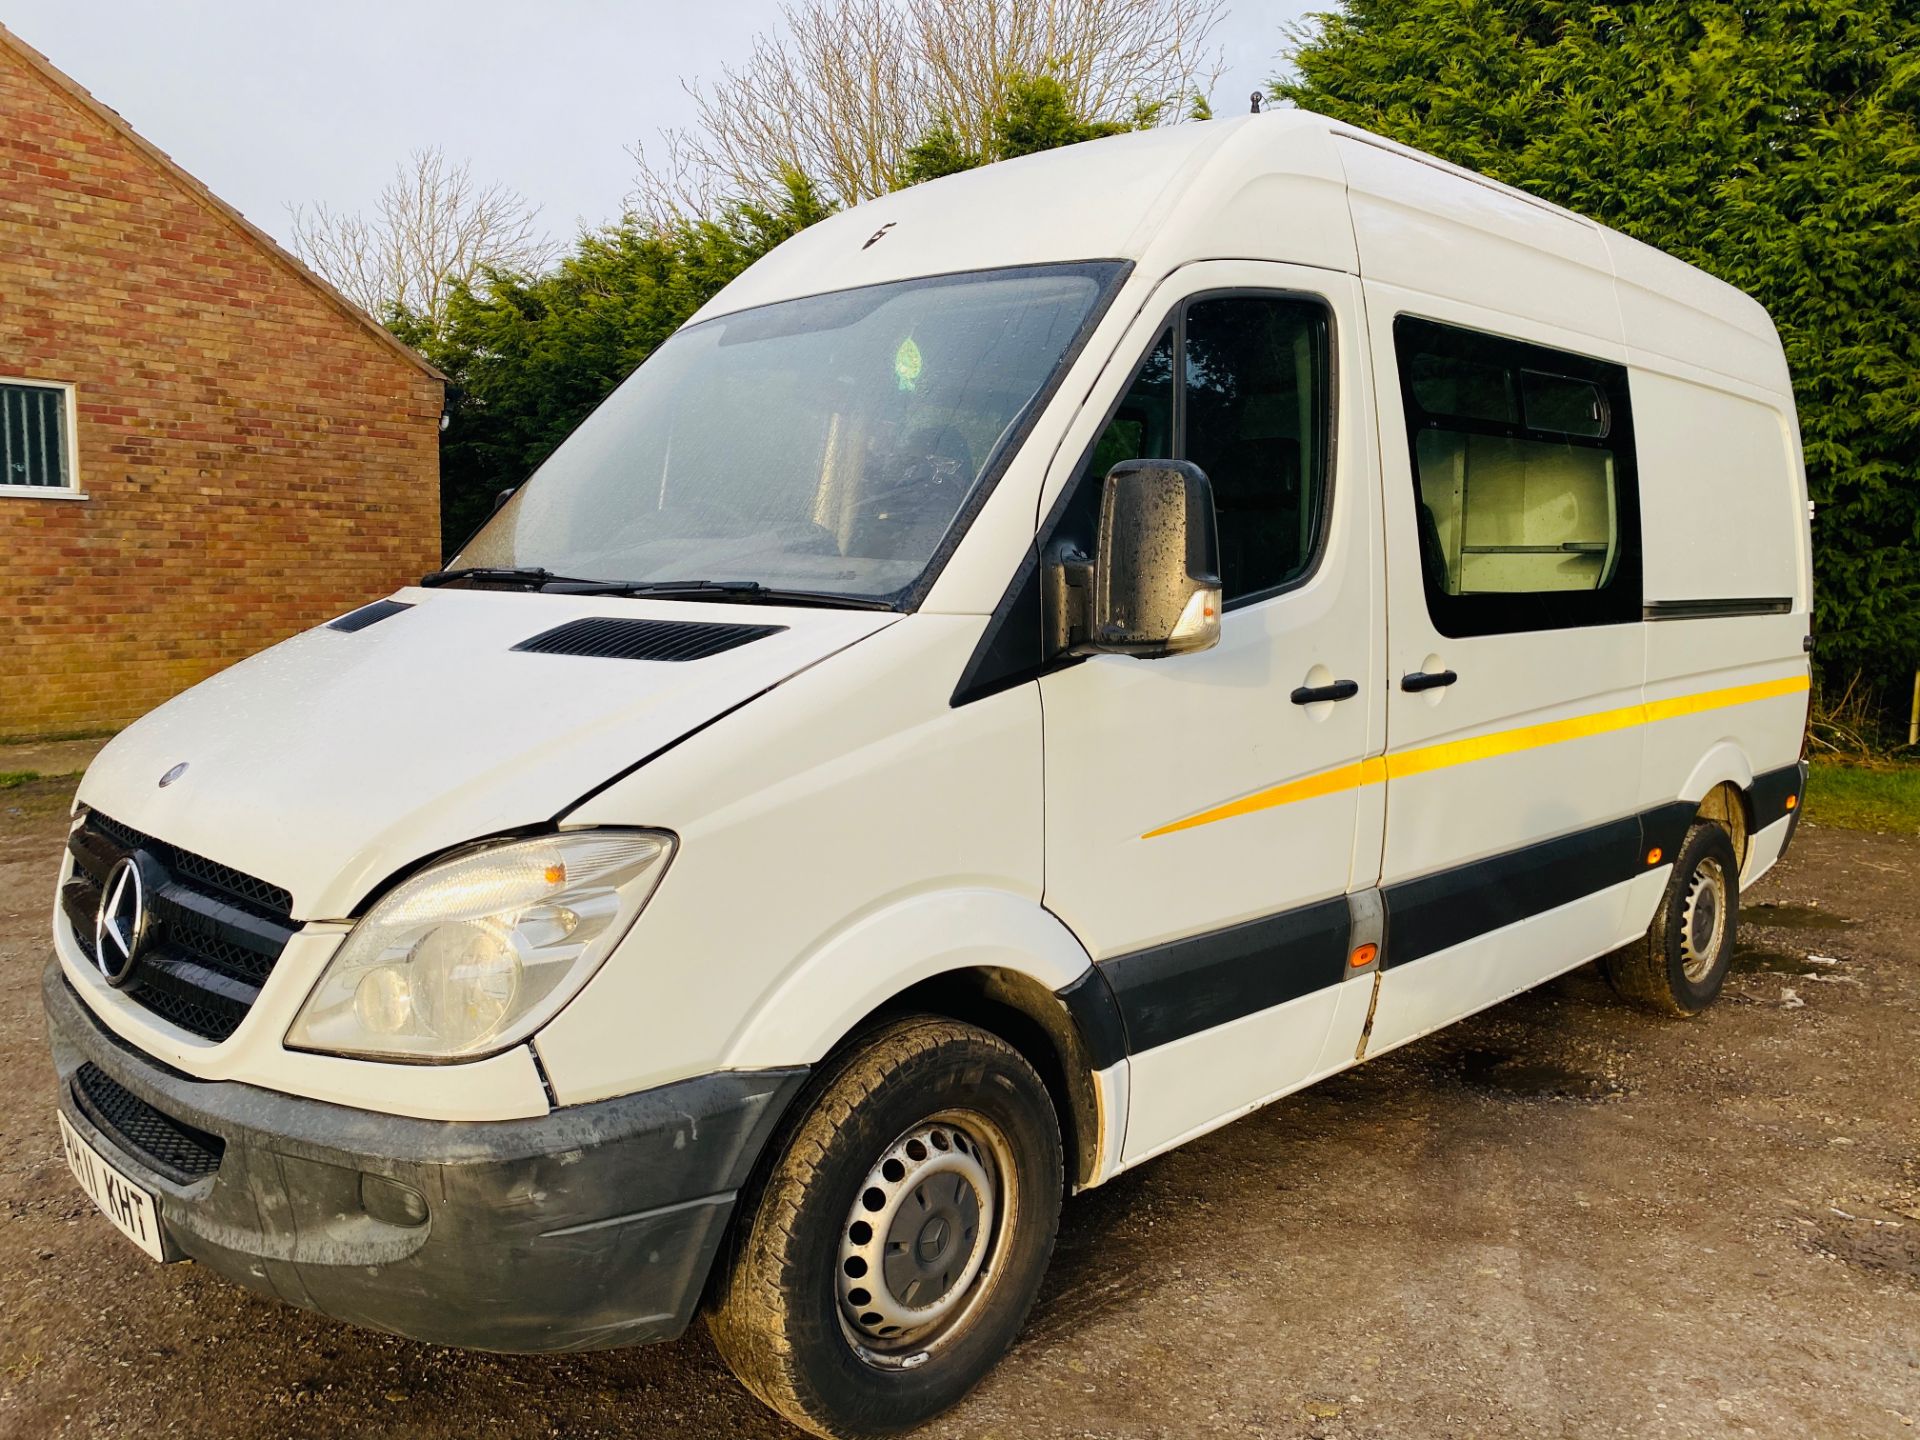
2 777 1916 1439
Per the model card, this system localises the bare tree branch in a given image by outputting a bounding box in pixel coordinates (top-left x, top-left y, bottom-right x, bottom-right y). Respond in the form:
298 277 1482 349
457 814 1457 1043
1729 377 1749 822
628 0 1225 223
289 148 556 337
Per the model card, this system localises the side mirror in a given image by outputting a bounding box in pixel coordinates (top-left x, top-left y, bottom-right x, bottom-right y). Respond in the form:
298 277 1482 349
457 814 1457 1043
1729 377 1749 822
1089 459 1223 657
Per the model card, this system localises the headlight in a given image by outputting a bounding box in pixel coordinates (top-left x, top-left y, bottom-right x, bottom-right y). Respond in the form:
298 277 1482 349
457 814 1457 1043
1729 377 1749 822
285 830 673 1062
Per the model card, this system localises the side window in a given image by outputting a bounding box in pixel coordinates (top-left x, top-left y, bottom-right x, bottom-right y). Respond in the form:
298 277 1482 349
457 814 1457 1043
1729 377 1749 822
1184 296 1330 601
1051 295 1333 606
1089 329 1175 480
1395 317 1640 636
1053 329 1174 552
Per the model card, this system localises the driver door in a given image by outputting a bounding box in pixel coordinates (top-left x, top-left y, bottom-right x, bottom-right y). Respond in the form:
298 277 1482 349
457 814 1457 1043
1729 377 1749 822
1039 263 1386 1165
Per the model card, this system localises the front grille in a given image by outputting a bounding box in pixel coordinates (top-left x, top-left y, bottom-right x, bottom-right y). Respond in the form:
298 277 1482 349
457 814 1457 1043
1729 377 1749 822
84 811 292 917
63 812 296 1042
72 1061 225 1184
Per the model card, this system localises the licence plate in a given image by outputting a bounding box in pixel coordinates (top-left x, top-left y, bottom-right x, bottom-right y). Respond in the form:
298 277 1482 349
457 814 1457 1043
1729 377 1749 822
58 1110 165 1261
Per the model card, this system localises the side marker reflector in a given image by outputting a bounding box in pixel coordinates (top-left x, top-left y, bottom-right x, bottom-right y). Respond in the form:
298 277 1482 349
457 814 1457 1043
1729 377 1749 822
1646 847 1663 865
1785 794 1798 810
1349 943 1378 968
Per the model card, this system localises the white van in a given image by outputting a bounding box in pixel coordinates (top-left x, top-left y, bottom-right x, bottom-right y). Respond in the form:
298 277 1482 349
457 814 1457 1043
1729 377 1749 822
46 112 1810 1437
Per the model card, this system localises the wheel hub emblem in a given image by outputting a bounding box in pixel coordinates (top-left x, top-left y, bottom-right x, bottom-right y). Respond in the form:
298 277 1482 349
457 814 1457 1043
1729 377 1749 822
838 1120 999 1348
94 854 153 987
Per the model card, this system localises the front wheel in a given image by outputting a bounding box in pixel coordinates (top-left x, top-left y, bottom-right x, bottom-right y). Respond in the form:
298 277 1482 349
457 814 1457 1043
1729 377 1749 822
707 1017 1063 1438
1605 819 1741 1015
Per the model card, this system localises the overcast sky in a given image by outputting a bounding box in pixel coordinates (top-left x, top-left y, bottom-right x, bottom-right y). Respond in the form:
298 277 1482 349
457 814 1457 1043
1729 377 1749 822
3 1 1317 254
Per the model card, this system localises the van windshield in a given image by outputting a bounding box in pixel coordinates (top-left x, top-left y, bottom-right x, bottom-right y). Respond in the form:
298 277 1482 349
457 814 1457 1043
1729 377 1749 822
456 263 1122 605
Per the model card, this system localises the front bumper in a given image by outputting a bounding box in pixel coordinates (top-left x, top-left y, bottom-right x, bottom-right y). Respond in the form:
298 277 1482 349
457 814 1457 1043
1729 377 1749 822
44 963 807 1352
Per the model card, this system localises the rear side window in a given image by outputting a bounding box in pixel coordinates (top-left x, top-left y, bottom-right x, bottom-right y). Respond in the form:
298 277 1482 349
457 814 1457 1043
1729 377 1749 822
1395 317 1641 636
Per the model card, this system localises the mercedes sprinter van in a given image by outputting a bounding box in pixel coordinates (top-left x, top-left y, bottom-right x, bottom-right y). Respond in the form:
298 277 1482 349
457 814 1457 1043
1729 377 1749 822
46 112 1811 1436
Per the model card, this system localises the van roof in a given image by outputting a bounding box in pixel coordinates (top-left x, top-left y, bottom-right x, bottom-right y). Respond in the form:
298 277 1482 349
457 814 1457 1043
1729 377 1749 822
696 111 1787 397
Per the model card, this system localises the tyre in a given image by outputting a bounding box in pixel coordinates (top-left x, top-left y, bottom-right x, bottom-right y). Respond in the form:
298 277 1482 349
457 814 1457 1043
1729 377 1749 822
1605 819 1740 1016
706 1017 1064 1438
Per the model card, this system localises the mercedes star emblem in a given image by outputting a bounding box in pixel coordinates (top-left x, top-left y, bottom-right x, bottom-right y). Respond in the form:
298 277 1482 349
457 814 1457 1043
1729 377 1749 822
94 855 152 987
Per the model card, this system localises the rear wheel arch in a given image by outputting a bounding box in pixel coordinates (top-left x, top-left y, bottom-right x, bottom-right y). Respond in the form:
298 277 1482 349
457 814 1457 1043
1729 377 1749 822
1695 779 1751 869
1674 745 1757 869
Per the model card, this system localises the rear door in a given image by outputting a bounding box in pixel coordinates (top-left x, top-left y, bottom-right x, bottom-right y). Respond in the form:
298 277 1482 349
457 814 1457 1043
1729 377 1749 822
1039 262 1386 1164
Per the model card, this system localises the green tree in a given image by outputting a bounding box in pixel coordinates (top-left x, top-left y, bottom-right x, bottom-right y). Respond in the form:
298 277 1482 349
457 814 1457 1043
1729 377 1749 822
901 71 1163 185
1273 0 1920 692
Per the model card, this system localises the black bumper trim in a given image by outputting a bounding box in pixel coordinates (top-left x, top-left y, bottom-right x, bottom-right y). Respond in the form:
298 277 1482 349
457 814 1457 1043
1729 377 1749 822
1750 760 1806 832
1760 759 1809 860
44 963 808 1353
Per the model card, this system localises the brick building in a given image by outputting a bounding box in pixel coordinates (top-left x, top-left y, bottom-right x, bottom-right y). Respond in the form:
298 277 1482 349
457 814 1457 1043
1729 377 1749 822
0 25 443 739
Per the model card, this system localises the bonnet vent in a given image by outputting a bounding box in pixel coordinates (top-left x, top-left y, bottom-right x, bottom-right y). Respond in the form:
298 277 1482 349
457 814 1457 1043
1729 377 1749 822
327 599 413 633
512 616 786 662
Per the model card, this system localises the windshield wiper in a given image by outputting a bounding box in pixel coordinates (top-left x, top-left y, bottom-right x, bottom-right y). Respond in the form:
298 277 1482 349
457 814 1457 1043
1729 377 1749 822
420 565 561 589
539 578 897 611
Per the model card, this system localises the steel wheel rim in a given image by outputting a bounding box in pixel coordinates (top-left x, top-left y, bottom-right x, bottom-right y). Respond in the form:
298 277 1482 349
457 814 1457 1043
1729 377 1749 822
1680 856 1728 983
835 1110 1016 1367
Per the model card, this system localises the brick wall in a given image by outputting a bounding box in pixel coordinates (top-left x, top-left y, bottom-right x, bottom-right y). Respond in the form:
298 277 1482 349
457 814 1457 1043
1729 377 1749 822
0 40 442 739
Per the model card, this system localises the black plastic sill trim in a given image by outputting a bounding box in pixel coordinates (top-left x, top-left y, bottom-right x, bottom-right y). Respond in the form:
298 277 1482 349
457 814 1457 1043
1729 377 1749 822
1084 767 1806 1057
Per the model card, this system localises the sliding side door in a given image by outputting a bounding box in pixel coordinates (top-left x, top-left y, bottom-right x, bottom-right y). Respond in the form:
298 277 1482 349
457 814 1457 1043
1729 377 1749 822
1363 308 1653 1054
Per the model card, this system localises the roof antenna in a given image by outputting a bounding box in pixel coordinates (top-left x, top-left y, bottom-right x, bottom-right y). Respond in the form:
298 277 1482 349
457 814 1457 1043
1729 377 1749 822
1250 91 1263 114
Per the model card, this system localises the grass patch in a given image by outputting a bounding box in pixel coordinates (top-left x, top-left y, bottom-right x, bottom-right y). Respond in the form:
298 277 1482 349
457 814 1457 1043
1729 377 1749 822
1806 757 1920 833
0 728 115 748
0 771 42 790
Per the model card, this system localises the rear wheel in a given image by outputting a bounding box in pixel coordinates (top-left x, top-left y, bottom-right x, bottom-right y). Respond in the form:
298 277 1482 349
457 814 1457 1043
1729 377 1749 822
1605 820 1740 1015
707 1017 1063 1438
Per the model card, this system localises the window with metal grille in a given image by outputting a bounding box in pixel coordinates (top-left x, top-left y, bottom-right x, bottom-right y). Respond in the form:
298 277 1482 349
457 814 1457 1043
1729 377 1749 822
0 379 77 494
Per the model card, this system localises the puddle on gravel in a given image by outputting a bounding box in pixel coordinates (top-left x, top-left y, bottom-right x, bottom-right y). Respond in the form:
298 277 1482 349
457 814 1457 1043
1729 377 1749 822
1456 1049 1618 1100
1731 947 1830 975
1745 902 1854 931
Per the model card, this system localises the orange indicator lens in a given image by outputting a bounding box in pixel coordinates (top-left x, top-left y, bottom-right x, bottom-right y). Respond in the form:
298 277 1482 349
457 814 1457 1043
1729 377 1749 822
1784 794 1798 810
1349 942 1378 968
1646 848 1663 865
543 863 566 885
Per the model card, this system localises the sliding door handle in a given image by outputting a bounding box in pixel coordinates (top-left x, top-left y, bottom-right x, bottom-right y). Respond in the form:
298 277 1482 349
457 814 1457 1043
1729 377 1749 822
1400 669 1458 693
1291 679 1359 705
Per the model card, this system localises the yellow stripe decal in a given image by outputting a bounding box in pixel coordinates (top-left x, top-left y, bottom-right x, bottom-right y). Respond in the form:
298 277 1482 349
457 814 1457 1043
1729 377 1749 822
1140 673 1808 840
1142 757 1387 839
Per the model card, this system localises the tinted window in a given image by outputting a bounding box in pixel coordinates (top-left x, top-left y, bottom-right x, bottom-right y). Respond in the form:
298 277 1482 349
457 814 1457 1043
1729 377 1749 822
1396 317 1640 635
1054 295 1332 606
1088 329 1175 481
1184 297 1331 600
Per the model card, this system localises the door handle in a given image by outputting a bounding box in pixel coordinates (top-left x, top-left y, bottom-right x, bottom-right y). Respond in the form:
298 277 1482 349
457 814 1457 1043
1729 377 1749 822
1400 669 1458 693
1291 679 1359 705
